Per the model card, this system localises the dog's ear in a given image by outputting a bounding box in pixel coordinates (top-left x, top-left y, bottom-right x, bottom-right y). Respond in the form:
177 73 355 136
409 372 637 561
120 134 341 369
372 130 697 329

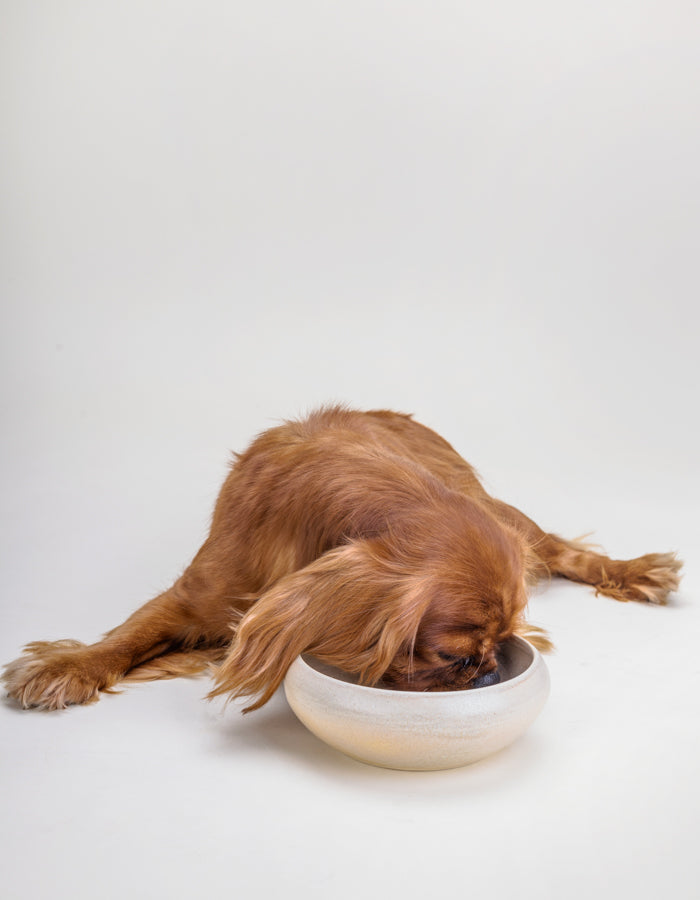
208 539 432 712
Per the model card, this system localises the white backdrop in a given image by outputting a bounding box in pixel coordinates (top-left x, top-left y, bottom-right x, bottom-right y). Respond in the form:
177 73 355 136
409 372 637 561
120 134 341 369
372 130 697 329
2 3 699 899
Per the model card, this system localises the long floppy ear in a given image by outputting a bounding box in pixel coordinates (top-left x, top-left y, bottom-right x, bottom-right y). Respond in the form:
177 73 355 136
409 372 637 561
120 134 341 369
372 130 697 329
208 539 432 712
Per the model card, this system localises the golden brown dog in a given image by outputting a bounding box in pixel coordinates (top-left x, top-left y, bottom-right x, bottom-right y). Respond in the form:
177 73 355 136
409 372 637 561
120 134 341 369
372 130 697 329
2 406 682 712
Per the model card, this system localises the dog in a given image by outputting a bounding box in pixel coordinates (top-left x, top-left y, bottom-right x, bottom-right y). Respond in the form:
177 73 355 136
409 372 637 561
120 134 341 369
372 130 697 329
2 405 682 712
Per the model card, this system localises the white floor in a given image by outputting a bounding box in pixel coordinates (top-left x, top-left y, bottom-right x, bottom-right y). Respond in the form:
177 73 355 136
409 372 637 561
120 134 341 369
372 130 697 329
1 491 698 899
2 4 699 899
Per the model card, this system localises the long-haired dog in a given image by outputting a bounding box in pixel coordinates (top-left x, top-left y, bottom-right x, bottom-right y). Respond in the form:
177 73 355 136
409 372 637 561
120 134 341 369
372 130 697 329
3 406 682 712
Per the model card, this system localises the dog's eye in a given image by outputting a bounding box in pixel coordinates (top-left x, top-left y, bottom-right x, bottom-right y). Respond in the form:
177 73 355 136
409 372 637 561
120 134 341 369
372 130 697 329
437 651 473 668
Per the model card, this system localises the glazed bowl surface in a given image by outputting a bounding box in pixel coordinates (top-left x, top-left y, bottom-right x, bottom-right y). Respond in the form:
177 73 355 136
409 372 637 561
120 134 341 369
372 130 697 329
284 635 550 770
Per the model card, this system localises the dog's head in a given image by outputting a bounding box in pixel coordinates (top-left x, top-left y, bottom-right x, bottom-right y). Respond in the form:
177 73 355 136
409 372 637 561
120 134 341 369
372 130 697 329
376 499 546 692
210 497 550 711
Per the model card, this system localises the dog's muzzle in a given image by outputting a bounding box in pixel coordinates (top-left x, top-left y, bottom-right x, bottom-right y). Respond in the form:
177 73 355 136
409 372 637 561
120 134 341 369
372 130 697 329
471 669 500 688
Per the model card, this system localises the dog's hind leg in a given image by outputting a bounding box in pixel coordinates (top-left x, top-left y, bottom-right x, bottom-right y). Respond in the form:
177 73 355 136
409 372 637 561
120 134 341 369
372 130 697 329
2 564 244 710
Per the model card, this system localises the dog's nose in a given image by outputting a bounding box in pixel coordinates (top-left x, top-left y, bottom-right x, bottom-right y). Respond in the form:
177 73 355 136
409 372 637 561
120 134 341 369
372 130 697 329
471 669 500 688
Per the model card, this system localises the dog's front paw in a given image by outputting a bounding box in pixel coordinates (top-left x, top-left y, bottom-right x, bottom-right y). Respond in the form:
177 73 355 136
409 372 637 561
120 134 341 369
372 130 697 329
2 640 107 710
596 552 683 605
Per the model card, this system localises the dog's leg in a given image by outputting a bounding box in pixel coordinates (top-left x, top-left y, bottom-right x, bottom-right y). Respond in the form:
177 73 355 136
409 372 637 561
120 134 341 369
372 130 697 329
485 498 682 604
534 534 682 604
2 559 245 710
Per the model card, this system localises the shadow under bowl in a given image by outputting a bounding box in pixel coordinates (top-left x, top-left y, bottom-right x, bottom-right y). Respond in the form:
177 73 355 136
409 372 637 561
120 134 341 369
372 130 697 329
284 635 550 771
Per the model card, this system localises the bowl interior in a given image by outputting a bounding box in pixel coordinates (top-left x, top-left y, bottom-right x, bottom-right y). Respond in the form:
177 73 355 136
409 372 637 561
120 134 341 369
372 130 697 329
301 635 535 693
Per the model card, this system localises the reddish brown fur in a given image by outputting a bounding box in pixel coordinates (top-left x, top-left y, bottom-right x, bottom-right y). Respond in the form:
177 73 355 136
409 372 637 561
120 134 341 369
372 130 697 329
2 406 683 712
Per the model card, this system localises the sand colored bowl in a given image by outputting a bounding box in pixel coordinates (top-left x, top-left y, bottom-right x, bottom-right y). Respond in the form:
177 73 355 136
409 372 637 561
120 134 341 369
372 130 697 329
284 635 550 771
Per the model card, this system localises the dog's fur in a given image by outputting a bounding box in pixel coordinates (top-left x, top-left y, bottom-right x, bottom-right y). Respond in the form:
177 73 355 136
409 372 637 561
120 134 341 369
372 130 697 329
2 406 682 712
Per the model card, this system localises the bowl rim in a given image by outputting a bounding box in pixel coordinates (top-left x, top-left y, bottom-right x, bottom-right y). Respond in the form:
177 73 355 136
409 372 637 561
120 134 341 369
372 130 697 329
292 634 543 700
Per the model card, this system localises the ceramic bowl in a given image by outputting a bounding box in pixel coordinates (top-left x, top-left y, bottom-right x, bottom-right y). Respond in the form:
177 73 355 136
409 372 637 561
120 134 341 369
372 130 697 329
284 635 550 770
